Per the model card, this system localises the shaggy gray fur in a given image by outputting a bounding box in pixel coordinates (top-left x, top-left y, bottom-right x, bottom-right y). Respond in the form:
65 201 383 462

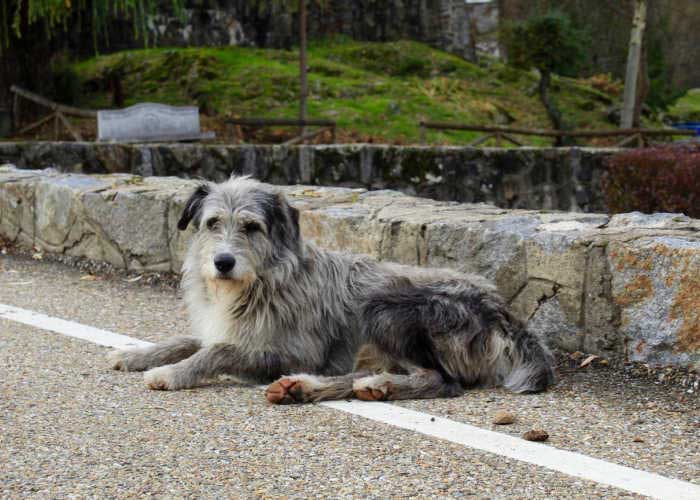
109 176 555 402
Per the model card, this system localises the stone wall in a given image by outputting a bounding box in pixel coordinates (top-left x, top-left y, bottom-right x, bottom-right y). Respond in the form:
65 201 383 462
1 165 699 373
0 142 618 212
139 0 498 62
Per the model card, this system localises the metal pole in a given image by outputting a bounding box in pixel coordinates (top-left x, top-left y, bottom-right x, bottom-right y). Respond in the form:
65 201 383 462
299 0 308 138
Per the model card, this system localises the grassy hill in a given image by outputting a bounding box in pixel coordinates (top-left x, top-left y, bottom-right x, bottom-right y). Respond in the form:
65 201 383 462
65 39 628 145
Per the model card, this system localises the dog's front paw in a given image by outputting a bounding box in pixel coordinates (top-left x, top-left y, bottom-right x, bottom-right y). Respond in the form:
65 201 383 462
353 374 392 401
144 366 179 391
107 347 149 372
266 375 318 404
108 349 134 371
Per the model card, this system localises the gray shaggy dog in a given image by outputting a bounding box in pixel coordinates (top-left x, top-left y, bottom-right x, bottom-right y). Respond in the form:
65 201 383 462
108 176 555 403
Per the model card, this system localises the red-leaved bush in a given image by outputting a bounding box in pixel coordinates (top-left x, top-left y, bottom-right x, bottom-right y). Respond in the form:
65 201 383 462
602 143 700 217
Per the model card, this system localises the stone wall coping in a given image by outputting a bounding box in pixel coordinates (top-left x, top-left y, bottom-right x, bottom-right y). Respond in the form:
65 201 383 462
1 164 698 372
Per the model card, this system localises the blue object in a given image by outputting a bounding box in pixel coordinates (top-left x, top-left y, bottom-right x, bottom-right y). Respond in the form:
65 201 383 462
671 122 700 136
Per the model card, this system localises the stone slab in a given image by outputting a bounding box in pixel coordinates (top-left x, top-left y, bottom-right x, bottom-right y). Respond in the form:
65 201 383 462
97 103 213 142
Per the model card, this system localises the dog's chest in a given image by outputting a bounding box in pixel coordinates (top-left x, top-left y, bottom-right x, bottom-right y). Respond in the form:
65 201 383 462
192 300 275 349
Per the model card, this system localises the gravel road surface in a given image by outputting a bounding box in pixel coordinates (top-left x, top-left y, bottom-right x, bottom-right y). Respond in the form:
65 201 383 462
1 255 698 499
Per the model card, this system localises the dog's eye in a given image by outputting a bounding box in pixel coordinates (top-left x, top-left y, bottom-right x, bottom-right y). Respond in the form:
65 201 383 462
243 221 261 234
206 217 220 230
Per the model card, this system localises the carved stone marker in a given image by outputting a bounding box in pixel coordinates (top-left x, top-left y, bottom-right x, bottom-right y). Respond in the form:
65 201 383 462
97 103 214 142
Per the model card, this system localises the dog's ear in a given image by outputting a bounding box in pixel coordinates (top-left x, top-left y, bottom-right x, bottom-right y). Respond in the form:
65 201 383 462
263 192 301 253
178 184 210 231
277 193 300 239
288 202 300 238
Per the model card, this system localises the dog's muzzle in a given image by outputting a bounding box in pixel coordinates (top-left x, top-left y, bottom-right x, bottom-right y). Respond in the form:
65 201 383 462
214 253 236 275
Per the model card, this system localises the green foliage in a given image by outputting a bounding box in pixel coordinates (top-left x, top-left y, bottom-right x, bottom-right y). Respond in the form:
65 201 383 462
1 0 183 53
317 41 485 79
602 144 700 217
501 11 589 77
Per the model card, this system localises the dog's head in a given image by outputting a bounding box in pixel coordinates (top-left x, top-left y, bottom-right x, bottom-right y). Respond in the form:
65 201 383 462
178 176 301 289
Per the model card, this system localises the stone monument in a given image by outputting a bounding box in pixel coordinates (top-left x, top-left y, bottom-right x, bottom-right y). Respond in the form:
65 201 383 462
97 103 215 142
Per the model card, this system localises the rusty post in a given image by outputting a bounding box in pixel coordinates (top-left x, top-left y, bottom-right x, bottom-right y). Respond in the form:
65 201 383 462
299 0 308 139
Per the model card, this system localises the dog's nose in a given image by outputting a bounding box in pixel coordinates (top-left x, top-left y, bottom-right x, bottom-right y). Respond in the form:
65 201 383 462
214 254 236 274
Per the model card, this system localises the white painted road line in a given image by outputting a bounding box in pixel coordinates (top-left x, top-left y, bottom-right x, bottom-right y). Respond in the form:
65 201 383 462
0 303 151 349
1 302 699 500
323 401 700 500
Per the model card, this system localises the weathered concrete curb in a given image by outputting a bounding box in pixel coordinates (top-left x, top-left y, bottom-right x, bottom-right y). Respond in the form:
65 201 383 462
0 142 619 212
1 165 698 372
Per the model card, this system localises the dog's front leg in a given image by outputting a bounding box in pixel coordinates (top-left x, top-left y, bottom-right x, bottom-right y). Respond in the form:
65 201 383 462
108 336 202 372
143 343 289 390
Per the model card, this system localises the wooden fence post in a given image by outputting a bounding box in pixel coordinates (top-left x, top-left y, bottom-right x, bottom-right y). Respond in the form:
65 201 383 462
12 92 19 131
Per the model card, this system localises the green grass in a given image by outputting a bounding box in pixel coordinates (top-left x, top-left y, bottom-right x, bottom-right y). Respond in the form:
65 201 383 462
72 39 629 145
668 88 700 122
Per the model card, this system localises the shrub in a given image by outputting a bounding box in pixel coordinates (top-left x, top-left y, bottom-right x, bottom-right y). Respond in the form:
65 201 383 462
602 143 700 217
585 73 623 97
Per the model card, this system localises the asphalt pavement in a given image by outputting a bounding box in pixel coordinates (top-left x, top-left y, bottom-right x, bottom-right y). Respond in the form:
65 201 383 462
1 254 698 499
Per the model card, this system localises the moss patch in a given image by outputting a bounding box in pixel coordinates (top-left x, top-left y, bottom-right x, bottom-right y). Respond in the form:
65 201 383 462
70 40 631 145
668 88 700 122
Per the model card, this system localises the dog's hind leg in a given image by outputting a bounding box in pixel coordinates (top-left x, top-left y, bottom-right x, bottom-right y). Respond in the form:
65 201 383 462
353 368 463 401
108 336 202 372
266 371 372 404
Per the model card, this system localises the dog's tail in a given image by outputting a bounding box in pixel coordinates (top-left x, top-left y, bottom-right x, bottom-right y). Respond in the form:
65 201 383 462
502 327 556 393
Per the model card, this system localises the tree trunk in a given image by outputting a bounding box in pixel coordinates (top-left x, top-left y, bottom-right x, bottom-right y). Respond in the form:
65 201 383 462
538 69 565 145
633 36 650 128
621 0 647 129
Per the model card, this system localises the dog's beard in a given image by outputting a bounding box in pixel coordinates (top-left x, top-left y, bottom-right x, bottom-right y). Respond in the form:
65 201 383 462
205 272 256 302
199 245 258 302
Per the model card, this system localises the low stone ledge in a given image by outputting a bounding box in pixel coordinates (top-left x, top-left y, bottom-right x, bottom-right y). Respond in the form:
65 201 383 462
1 165 698 373
0 142 619 211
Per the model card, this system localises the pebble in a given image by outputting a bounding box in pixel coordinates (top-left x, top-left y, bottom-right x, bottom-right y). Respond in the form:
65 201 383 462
523 430 549 442
492 411 516 425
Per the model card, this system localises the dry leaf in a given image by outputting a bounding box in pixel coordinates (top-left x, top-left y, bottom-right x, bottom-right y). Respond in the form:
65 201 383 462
80 275 98 281
579 355 599 368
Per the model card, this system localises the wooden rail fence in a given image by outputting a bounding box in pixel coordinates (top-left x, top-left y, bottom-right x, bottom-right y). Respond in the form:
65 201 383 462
419 121 695 148
8 85 694 149
224 117 336 145
11 85 97 141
